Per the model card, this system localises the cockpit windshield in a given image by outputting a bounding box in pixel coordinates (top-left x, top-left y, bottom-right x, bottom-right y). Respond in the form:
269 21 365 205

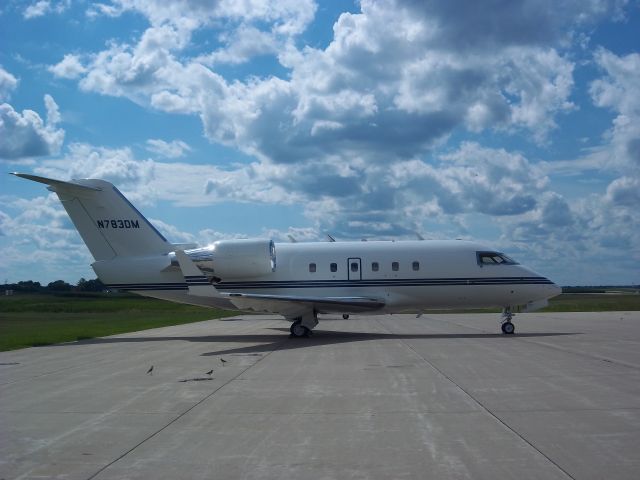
476 251 519 266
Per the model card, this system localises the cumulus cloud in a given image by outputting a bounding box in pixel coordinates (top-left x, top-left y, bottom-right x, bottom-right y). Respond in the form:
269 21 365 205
23 0 70 19
590 49 640 170
502 48 575 138
148 218 196 244
145 138 191 158
204 142 548 237
545 48 640 178
507 186 639 281
197 25 279 66
24 1 53 18
30 142 292 207
0 66 18 101
86 0 316 73
606 176 640 206
87 0 316 34
49 54 87 79
62 0 611 169
34 143 155 199
401 0 626 50
591 49 640 113
0 95 65 160
431 142 547 215
77 25 191 102
284 142 547 238
492 46 640 284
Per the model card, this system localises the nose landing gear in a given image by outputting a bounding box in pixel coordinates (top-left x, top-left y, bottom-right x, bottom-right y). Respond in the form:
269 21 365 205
501 308 515 334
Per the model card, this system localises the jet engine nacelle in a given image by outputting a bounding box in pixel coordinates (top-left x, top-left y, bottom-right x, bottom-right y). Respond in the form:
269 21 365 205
170 239 276 280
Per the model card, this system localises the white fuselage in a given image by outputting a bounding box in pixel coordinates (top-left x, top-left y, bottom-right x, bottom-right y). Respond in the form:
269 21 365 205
95 240 560 314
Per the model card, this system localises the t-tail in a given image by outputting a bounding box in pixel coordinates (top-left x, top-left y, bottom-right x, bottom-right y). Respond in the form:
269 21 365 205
11 173 173 260
11 172 264 311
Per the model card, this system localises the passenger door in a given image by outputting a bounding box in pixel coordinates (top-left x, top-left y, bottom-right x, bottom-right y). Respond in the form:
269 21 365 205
347 257 362 281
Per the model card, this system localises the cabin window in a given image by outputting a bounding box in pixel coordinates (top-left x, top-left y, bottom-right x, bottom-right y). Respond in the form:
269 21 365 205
476 251 518 266
351 262 359 272
372 262 379 272
330 263 337 272
412 261 420 271
309 263 316 273
392 261 399 271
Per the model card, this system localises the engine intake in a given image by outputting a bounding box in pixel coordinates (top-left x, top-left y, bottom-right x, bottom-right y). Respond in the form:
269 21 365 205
170 239 276 280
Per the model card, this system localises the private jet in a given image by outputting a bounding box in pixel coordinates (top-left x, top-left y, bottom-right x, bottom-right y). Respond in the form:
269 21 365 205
12 173 561 337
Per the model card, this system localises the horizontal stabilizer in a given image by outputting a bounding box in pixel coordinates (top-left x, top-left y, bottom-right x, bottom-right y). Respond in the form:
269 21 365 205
174 250 225 298
11 173 102 191
172 243 198 250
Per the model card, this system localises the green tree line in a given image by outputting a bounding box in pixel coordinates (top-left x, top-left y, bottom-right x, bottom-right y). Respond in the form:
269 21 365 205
2 278 105 293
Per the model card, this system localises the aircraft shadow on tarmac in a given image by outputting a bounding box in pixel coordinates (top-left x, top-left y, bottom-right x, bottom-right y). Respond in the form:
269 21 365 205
71 330 578 356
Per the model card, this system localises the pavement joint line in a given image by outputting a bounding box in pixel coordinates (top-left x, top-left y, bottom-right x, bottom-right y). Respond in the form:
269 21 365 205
85 330 290 480
516 338 640 370
375 318 578 480
489 406 640 414
5 406 640 416
427 315 640 370
445 372 640 381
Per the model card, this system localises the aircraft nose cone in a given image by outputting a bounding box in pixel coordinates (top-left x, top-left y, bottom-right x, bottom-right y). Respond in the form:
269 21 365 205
550 282 562 298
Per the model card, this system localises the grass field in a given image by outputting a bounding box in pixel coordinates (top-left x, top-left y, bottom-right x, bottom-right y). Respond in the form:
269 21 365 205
1 291 639 352
0 293 234 352
424 292 640 314
541 293 640 312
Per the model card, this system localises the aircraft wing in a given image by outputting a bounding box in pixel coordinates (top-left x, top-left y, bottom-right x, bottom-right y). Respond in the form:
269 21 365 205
223 292 385 316
172 248 385 316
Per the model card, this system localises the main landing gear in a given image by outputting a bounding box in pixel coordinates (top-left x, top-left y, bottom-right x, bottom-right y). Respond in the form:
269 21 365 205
290 320 310 337
501 307 515 334
289 312 319 338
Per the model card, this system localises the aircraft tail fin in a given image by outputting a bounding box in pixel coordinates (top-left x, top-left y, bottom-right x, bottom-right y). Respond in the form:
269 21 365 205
12 173 173 260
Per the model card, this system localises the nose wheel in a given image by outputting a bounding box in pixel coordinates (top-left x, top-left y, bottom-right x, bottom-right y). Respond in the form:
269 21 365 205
501 308 515 334
501 321 515 334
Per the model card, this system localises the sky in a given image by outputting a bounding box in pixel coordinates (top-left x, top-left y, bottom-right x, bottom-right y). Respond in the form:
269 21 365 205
0 0 639 286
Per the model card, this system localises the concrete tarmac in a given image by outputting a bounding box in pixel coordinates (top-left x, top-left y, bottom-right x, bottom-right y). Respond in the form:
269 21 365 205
1 312 639 479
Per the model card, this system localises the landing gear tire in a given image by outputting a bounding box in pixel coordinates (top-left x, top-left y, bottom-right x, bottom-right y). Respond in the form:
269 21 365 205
502 321 515 335
290 320 310 338
342 314 349 320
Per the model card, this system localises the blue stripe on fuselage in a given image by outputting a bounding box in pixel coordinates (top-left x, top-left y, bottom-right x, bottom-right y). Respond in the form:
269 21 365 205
106 276 553 291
